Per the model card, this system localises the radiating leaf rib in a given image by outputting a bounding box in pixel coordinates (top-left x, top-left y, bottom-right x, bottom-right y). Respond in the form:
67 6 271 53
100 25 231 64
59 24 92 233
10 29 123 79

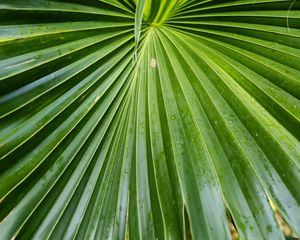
0 0 133 18
151 28 223 240
72 100 130 240
0 50 134 198
30 72 133 239
0 29 133 81
19 87 129 239
0 0 300 239
0 57 136 237
0 33 134 118
155 28 232 240
157 28 274 240
163 29 300 236
134 0 146 44
146 32 182 239
175 0 297 15
0 21 133 43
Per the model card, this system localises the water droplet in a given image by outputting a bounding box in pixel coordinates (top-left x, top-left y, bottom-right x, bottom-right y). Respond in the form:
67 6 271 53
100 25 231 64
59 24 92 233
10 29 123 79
150 58 157 68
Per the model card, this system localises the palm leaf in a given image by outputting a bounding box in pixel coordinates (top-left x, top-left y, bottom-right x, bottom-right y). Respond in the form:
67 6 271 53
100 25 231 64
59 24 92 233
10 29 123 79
0 0 299 239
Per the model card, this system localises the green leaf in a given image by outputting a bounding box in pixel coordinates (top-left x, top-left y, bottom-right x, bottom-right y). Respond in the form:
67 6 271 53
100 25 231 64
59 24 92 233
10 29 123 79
0 0 299 239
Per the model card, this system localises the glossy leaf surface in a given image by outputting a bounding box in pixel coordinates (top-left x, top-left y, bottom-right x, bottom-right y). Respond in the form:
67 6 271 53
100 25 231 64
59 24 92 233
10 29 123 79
0 0 299 239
